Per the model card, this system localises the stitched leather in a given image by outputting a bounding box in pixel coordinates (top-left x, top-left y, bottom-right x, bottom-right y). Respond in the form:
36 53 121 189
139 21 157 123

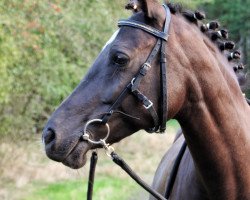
118 20 169 41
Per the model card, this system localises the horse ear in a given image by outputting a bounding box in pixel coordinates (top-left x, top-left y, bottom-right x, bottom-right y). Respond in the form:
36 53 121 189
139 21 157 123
140 0 162 19
126 0 163 19
125 0 141 12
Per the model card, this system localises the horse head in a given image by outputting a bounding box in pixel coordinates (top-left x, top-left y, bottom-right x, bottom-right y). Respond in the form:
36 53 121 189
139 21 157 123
42 0 186 169
42 4 249 193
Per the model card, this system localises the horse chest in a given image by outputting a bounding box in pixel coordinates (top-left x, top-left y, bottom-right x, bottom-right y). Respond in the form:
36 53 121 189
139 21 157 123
151 136 209 200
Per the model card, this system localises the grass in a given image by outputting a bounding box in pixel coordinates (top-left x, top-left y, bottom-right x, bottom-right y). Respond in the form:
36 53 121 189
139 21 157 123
23 177 136 200
167 119 180 130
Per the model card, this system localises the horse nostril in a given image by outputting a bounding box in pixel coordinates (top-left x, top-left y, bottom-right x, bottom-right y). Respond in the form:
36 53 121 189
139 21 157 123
43 128 56 145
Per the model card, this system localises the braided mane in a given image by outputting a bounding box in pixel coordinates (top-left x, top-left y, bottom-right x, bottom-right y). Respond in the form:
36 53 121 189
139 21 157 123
125 1 247 87
167 2 246 86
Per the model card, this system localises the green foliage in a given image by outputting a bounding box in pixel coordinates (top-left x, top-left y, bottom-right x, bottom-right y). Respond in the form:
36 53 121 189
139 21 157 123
173 0 249 64
0 0 248 137
202 0 249 39
168 0 249 94
0 0 128 137
23 177 136 200
173 0 213 9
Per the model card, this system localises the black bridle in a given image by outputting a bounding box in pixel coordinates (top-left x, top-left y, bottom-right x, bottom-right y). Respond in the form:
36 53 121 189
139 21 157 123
84 5 180 200
101 4 171 133
83 4 250 200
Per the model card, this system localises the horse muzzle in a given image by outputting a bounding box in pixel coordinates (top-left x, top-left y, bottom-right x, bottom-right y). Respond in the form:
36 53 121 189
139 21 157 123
42 127 91 169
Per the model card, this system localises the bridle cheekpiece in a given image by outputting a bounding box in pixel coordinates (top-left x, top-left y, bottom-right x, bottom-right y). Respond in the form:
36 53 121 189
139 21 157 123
98 4 172 134
83 5 172 200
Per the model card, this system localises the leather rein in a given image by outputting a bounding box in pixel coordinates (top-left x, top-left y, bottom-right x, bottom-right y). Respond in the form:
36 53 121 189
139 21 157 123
82 4 175 200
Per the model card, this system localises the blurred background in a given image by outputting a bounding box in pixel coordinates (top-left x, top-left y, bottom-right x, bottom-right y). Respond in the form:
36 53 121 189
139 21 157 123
0 0 249 199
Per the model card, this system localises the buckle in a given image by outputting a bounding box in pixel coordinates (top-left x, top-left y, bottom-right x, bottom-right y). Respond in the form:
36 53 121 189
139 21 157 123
139 63 151 76
143 62 151 70
131 77 136 85
143 100 153 109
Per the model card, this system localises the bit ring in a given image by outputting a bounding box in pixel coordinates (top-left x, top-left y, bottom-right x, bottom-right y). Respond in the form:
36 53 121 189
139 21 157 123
83 119 110 145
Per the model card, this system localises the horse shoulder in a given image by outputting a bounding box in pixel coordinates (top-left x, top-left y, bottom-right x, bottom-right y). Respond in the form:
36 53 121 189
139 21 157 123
151 134 209 200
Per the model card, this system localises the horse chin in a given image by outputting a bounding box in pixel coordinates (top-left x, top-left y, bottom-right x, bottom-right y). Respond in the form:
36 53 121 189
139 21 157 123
62 141 90 169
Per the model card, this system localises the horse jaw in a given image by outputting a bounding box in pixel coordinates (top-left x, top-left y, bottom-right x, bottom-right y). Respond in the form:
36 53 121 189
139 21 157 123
62 141 90 169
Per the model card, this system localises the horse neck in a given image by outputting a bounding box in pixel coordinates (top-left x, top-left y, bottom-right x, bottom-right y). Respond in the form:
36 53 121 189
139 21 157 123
171 15 250 199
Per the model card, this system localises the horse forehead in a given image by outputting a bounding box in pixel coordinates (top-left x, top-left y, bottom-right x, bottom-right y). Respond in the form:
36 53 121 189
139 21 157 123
101 12 151 52
102 29 120 51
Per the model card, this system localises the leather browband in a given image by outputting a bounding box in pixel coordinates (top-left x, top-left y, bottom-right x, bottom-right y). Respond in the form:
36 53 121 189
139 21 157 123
118 20 169 41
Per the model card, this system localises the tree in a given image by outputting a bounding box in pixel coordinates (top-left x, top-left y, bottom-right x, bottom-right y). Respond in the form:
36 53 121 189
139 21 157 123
0 0 128 138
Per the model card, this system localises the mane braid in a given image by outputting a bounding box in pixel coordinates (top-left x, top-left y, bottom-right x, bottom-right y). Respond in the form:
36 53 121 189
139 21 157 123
165 1 247 86
166 2 183 14
228 50 241 61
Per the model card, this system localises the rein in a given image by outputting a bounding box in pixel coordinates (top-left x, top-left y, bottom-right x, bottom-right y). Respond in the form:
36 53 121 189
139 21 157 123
84 119 168 199
83 4 176 200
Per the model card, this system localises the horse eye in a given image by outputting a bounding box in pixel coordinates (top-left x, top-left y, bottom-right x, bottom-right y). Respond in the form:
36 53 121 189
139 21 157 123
112 53 129 66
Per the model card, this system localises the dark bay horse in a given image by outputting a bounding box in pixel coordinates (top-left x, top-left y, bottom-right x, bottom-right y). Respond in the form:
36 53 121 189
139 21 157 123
42 0 250 199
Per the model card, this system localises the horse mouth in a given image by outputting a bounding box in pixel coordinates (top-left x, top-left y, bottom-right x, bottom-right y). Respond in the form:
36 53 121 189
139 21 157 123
62 141 90 169
44 133 91 169
44 124 106 169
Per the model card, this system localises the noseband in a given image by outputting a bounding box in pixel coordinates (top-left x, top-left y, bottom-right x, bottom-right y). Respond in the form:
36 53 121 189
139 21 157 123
99 4 171 133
